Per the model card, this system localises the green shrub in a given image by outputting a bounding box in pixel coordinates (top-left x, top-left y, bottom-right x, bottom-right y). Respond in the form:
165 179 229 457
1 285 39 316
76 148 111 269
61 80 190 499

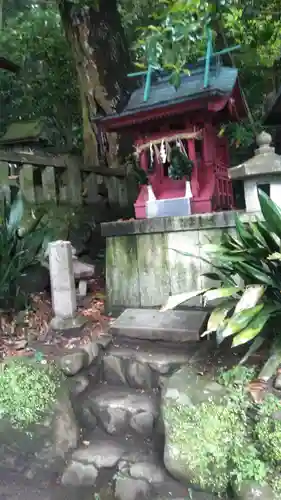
0 359 60 428
255 394 281 464
165 398 246 493
270 473 281 499
217 365 257 388
165 367 281 496
0 191 50 309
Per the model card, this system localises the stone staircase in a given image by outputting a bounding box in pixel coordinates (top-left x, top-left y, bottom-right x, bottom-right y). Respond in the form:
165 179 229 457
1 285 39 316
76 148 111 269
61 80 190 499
62 308 214 500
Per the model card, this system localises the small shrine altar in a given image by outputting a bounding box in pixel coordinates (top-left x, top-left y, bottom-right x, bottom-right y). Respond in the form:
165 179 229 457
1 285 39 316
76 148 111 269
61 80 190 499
98 33 252 313
100 59 247 218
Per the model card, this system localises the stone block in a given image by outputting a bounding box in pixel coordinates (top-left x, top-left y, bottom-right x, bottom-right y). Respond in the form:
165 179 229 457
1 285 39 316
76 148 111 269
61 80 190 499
19 164 36 203
110 308 208 342
42 165 56 202
80 384 158 437
49 240 76 319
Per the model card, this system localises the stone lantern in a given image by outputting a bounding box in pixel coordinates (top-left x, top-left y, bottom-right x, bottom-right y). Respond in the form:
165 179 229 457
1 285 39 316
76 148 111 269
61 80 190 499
229 131 281 212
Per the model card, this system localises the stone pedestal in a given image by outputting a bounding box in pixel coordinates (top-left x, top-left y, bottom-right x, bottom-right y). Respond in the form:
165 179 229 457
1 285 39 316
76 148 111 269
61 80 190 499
48 240 86 331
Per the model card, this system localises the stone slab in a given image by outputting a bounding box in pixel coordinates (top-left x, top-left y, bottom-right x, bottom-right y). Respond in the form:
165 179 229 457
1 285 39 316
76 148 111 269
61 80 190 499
110 308 208 342
101 211 259 237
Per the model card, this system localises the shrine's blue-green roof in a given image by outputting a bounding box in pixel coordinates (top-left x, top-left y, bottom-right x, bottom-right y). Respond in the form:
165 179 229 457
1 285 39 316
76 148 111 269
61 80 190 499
127 65 237 112
100 63 238 123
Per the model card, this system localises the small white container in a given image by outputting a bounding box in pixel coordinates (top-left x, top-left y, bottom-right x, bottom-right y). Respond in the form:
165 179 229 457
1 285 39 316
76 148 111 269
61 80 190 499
146 180 192 218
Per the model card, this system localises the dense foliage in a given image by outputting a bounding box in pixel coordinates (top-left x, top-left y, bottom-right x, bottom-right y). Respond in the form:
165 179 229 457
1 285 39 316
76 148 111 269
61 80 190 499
0 192 49 309
0 0 81 148
164 365 281 497
0 0 280 155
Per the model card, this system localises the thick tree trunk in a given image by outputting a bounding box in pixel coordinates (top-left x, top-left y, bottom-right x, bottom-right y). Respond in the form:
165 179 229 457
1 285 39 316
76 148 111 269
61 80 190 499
58 0 134 167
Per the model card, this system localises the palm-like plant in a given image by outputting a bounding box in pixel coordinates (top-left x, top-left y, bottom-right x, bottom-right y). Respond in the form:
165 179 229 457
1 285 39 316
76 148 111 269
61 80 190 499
0 192 50 309
162 189 281 370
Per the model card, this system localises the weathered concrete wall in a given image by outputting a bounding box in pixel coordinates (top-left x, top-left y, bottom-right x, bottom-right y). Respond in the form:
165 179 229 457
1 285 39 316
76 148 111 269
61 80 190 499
101 211 260 314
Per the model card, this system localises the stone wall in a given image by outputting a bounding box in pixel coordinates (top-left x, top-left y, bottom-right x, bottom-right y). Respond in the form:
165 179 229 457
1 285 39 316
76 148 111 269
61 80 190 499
101 210 261 314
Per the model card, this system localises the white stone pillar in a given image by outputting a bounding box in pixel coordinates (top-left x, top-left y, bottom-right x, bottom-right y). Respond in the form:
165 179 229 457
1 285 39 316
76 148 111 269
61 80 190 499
244 180 260 212
49 240 77 320
48 240 89 333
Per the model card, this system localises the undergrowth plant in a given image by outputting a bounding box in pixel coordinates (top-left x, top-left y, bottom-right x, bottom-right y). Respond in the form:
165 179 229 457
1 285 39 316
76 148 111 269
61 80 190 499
0 191 50 309
165 366 281 497
162 189 281 371
0 358 61 428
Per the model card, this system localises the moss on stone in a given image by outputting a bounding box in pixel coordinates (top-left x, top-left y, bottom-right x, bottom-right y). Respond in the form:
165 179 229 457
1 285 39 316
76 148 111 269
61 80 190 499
0 120 44 143
106 235 138 282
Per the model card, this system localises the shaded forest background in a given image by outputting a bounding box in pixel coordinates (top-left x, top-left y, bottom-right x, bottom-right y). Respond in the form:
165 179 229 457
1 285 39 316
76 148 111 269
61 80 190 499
0 0 280 167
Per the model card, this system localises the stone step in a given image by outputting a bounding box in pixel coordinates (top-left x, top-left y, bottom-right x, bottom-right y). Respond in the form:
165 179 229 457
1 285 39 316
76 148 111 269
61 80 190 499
61 427 156 488
61 428 213 499
110 308 208 343
103 338 199 389
75 382 161 438
154 481 217 500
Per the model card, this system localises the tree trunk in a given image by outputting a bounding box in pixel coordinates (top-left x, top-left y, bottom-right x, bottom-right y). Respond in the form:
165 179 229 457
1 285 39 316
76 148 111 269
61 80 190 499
58 0 134 167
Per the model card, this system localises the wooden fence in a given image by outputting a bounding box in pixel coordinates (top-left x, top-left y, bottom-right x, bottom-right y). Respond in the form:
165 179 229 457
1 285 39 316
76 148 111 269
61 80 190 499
0 150 137 207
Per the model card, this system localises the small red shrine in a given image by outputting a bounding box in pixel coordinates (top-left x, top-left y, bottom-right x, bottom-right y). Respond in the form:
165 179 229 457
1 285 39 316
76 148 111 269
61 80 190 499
99 60 247 218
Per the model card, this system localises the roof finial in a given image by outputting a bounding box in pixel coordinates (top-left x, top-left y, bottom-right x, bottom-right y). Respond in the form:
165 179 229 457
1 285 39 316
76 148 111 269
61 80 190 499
255 131 273 155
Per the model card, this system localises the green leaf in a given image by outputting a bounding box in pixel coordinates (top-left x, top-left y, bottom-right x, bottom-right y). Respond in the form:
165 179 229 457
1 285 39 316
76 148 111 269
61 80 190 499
171 249 234 279
161 289 209 311
212 253 247 263
221 232 244 250
217 304 264 344
255 220 280 252
201 244 222 253
234 285 266 314
258 188 281 239
201 272 222 281
234 213 254 247
267 252 281 261
248 221 268 248
7 194 24 234
232 307 273 347
134 62 147 69
169 71 181 89
235 262 277 287
203 287 241 304
202 301 236 337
